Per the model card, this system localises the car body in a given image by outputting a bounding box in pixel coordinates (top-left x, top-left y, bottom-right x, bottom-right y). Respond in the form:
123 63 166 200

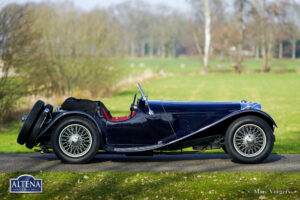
18 83 276 164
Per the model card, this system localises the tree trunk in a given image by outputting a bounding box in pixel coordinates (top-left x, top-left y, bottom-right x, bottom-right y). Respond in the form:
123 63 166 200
149 39 153 58
266 38 272 71
279 41 283 59
192 30 203 59
172 43 176 57
141 41 145 57
161 43 165 58
266 5 275 70
169 44 175 58
292 40 296 60
203 0 211 74
261 32 267 71
255 45 260 59
165 42 169 58
223 38 229 60
261 0 270 72
236 0 244 73
157 45 160 57
130 41 135 58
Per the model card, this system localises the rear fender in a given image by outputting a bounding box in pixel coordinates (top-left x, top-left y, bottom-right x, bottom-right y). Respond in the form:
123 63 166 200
36 111 104 147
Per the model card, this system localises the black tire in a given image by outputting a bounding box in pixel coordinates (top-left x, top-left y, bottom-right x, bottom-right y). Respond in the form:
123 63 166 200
17 100 45 145
52 116 100 164
225 116 274 164
25 104 53 149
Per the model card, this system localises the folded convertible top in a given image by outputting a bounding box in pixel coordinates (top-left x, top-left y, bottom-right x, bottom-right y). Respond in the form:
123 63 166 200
61 97 112 118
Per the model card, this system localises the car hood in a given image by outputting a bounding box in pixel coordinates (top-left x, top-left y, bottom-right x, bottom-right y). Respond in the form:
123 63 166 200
148 100 241 114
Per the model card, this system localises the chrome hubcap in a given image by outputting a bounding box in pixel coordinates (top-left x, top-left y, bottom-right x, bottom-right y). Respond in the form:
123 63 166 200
233 124 266 157
70 135 80 145
244 134 255 147
59 124 92 158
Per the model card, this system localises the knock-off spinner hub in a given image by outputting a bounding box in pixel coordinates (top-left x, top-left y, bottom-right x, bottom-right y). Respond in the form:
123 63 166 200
244 134 255 147
69 134 81 146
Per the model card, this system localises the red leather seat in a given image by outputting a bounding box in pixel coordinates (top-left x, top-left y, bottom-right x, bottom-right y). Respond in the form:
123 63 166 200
102 107 136 122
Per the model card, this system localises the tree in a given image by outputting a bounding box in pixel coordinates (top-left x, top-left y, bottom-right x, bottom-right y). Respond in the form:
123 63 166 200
10 2 122 96
234 0 247 73
251 0 271 72
260 0 270 72
203 0 211 73
273 1 289 59
284 1 300 59
0 3 33 122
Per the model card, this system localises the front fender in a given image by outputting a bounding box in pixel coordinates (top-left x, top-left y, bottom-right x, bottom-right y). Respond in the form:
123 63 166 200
228 109 277 129
36 110 104 144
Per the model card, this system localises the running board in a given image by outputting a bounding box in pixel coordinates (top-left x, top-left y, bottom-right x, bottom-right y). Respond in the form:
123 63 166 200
113 144 163 152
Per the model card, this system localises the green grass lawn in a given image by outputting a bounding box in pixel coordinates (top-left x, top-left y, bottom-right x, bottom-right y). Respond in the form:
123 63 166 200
0 73 299 154
0 172 299 200
120 57 300 74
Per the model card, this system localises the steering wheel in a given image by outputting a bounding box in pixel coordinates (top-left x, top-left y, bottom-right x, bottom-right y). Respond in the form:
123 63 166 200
130 93 137 116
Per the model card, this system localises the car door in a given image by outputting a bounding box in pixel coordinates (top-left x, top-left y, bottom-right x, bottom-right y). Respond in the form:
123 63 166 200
105 110 157 145
104 101 176 146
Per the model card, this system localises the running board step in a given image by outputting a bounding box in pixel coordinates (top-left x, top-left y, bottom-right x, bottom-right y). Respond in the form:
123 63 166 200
113 144 163 152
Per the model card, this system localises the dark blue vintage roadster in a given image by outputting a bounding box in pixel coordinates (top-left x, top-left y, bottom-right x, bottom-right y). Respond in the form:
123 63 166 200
18 83 276 164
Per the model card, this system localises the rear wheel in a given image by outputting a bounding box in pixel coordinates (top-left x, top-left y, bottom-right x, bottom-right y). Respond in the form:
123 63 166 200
52 116 100 164
225 116 274 163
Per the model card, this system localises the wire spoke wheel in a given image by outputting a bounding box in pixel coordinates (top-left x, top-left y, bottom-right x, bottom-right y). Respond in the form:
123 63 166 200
58 124 92 158
233 124 266 158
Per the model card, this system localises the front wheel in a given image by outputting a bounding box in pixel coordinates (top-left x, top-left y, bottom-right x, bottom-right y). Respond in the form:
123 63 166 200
225 116 274 163
52 116 100 164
